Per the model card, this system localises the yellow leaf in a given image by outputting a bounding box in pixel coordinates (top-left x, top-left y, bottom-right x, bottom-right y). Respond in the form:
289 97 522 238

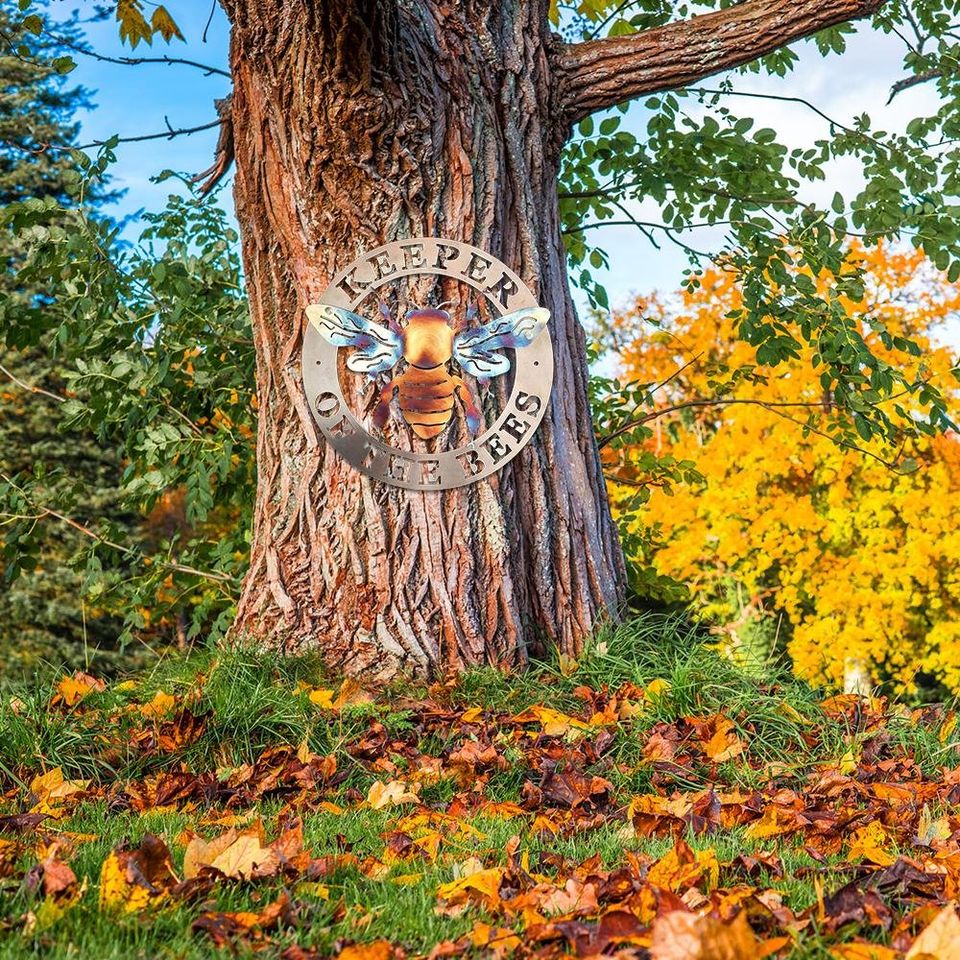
847 822 896 867
366 780 419 810
183 829 239 880
150 5 184 43
338 943 394 960
140 691 176 719
295 881 330 900
839 748 860 776
743 805 800 840
437 867 503 907
54 672 104 707
832 945 899 960
308 688 336 708
557 653 579 677
650 909 760 960
906 903 960 960
99 852 165 913
511 705 592 736
30 768 87 819
209 834 278 880
917 805 952 846
646 678 671 699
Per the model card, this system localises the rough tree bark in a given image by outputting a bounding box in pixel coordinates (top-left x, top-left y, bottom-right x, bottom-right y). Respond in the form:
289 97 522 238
220 0 883 678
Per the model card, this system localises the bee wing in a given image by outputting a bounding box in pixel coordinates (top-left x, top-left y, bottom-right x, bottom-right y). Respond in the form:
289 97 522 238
453 306 549 379
306 303 402 376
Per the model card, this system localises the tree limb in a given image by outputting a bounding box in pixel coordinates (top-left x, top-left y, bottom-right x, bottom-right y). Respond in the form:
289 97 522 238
192 94 235 195
887 68 941 103
559 0 886 124
75 118 222 151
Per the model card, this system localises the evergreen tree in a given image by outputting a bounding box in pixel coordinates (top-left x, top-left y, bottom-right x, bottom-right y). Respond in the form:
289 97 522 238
0 1 132 675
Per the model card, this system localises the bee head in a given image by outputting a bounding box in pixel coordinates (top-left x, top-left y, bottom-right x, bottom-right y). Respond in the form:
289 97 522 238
402 307 454 368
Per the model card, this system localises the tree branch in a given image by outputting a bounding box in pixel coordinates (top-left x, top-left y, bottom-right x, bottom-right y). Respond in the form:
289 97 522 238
887 68 941 103
559 0 886 124
48 32 231 78
597 397 829 449
75 118 222 151
192 94 235 195
0 363 66 404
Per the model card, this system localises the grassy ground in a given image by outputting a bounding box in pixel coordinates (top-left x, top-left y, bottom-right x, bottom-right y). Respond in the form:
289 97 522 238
0 614 957 959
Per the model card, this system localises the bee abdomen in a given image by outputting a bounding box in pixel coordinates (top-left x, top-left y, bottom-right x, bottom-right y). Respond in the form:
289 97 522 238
398 370 455 439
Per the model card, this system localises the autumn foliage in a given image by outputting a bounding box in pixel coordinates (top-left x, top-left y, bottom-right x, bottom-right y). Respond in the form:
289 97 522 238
3 634 960 958
606 245 960 695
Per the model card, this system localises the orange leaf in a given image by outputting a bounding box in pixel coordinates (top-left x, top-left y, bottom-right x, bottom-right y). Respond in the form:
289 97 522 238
650 910 760 960
338 943 395 960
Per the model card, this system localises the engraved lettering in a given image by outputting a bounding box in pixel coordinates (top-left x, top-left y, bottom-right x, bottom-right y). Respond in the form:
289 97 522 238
457 450 484 477
502 412 530 443
515 391 542 416
486 271 519 308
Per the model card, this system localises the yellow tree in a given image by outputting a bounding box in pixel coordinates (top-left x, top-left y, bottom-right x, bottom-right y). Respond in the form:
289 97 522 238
606 245 960 694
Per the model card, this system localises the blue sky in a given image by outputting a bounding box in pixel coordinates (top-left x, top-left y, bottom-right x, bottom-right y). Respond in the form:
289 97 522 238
69 6 947 320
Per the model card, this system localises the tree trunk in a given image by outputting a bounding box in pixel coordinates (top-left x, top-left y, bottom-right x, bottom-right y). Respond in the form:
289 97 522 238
223 0 624 677
220 0 885 678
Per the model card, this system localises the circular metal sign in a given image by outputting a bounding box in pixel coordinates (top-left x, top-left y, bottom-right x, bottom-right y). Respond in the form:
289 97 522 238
302 238 554 490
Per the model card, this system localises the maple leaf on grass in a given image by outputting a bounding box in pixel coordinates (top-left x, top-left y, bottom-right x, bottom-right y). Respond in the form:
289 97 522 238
907 903 960 960
649 910 779 960
183 827 280 881
193 893 293 947
99 834 178 913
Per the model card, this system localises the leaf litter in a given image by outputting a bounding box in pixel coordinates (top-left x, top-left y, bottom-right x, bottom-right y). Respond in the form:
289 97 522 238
1 660 960 958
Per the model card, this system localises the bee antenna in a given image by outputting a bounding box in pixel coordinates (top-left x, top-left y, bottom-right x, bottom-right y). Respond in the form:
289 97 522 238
379 300 402 334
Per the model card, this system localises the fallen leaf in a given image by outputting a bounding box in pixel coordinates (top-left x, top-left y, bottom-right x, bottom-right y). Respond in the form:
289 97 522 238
650 910 760 960
338 943 394 960
906 903 960 960
436 867 503 908
98 835 177 913
140 690 176 719
367 780 419 810
193 893 292 946
29 768 88 819
512 705 593 736
185 828 279 881
847 822 896 867
832 945 899 960
52 672 105 708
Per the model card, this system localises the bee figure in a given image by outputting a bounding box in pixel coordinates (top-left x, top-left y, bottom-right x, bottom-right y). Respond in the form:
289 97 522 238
306 301 549 440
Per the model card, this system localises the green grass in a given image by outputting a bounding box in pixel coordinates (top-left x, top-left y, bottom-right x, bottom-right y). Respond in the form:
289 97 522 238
0 613 955 958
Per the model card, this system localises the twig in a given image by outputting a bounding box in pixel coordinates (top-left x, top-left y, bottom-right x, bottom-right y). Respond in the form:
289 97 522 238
0 363 66 404
887 68 942 103
598 397 828 448
75 118 222 151
0 473 237 584
46 507 235 583
48 33 231 78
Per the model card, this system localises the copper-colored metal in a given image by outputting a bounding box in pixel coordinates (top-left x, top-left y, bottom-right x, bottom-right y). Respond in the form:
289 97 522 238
302 238 554 491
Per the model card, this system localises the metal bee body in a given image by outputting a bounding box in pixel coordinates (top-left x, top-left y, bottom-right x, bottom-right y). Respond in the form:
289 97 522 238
307 302 549 440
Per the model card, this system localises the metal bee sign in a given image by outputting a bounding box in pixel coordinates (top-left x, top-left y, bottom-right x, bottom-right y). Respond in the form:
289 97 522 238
302 239 553 490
